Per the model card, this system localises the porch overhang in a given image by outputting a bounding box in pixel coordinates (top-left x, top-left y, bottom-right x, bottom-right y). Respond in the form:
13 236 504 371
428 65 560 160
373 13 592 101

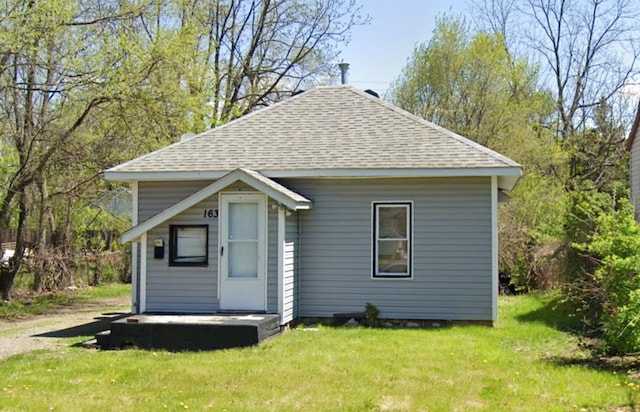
121 168 311 243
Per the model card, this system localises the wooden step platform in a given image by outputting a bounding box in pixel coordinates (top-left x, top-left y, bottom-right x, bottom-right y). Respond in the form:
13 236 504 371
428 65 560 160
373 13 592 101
97 313 281 351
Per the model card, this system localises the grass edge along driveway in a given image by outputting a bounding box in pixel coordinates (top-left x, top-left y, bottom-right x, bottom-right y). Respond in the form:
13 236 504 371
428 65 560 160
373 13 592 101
0 294 635 411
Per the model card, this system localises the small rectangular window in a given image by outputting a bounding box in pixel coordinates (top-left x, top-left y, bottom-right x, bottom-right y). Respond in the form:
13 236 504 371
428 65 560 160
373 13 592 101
373 202 412 278
169 225 208 266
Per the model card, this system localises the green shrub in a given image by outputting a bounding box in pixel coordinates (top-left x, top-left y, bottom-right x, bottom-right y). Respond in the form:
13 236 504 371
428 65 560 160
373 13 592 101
364 302 380 327
561 183 615 327
572 187 640 353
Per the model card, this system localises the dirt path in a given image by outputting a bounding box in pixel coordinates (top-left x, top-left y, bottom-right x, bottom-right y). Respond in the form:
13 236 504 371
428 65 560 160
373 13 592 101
0 296 130 360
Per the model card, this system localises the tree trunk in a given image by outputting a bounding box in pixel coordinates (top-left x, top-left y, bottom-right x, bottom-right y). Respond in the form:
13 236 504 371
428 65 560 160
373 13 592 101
0 267 16 301
0 193 28 300
33 175 48 293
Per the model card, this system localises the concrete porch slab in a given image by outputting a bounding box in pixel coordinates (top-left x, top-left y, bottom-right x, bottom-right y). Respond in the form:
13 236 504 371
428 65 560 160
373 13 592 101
98 313 281 351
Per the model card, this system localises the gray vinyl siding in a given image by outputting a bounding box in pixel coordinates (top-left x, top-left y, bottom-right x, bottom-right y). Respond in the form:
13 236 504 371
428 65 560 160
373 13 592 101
283 212 299 322
138 181 211 222
279 177 493 321
631 133 640 221
144 195 219 313
137 180 213 312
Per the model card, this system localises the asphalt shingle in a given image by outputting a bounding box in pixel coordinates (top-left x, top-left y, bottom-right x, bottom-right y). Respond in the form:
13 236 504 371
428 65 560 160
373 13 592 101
107 85 520 174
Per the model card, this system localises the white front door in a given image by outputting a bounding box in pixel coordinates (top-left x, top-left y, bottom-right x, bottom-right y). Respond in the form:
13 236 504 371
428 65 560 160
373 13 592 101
219 193 267 311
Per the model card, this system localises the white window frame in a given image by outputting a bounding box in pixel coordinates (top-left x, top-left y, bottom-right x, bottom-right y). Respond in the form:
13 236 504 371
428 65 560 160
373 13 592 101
372 201 413 279
169 224 209 266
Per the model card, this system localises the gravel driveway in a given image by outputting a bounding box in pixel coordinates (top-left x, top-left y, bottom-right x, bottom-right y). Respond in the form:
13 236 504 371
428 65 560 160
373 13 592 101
0 296 130 360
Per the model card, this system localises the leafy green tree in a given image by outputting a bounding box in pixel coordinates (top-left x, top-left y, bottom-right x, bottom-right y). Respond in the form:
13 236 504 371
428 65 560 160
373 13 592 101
0 0 159 299
391 17 551 155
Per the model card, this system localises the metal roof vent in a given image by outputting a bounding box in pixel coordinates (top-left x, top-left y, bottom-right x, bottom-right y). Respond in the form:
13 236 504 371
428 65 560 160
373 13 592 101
338 62 350 85
364 89 379 98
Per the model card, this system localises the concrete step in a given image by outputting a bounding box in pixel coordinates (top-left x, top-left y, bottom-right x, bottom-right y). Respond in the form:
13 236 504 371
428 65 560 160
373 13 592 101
102 314 282 351
94 330 112 349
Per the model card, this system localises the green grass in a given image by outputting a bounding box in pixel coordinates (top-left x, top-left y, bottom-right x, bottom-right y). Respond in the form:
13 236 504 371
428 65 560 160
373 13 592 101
0 293 636 411
0 283 130 320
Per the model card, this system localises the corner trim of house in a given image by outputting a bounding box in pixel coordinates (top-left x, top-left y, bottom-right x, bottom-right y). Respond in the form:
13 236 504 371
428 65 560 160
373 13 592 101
491 176 498 321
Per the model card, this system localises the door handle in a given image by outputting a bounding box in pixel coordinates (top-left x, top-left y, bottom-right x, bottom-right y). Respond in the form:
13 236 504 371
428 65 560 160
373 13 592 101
220 246 224 256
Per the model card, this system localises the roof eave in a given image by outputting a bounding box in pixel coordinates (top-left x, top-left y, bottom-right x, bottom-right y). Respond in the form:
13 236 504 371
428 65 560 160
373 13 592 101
627 100 640 151
498 174 520 192
106 166 521 185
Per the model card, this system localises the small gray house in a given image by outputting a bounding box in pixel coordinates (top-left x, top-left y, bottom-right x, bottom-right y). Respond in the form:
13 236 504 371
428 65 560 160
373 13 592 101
105 85 521 325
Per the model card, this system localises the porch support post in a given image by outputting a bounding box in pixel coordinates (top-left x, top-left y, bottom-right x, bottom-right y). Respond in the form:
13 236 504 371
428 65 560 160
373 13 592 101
140 232 147 313
277 207 285 325
131 181 139 314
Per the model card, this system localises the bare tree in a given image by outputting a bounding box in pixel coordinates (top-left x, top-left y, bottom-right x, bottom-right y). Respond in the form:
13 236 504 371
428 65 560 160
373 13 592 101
472 0 520 53
139 0 368 130
523 0 638 139
474 0 640 187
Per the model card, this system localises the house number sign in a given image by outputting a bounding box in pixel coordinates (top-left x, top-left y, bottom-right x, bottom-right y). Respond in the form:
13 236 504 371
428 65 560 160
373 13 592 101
203 209 219 218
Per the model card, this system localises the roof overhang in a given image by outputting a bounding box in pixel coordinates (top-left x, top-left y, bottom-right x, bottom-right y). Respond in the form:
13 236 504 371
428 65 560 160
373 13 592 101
106 167 522 191
121 168 312 243
627 100 640 151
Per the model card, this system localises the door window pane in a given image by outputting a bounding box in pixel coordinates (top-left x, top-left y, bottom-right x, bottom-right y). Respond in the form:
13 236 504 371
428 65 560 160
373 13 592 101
228 241 258 278
229 203 258 240
227 201 259 278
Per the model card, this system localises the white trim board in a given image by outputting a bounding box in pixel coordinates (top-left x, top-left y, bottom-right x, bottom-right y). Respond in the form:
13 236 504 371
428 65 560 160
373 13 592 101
277 208 285 324
131 181 139 313
140 232 147 313
491 176 498 322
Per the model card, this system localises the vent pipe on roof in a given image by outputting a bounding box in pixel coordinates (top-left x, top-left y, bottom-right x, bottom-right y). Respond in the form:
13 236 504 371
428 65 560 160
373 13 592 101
338 62 350 85
364 89 379 98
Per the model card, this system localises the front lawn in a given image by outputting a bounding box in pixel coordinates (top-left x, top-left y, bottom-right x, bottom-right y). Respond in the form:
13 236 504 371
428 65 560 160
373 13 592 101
0 294 634 411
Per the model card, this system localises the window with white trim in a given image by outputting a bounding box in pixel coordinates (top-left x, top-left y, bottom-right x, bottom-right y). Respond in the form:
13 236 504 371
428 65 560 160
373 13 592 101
169 225 209 266
373 202 412 278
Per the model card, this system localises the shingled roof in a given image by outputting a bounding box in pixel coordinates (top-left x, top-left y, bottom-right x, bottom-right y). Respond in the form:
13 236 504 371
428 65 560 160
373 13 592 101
105 85 521 190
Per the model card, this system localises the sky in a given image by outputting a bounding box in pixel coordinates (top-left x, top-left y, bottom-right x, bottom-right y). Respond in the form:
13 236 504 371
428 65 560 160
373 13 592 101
336 1 471 98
